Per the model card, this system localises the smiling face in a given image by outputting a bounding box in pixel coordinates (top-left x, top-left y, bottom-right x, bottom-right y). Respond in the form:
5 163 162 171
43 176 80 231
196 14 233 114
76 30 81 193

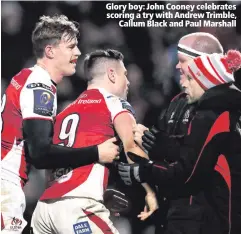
176 45 205 104
52 34 81 77
176 52 193 87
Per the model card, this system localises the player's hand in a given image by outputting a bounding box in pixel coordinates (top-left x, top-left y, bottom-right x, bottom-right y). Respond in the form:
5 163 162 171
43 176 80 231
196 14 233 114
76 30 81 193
103 189 130 215
138 192 159 221
98 137 120 164
137 125 160 153
116 161 142 186
134 124 158 152
116 152 154 185
133 124 149 151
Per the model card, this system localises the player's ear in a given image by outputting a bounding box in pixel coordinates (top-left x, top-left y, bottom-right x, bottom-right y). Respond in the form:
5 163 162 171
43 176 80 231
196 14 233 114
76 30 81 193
44 45 54 59
107 67 116 83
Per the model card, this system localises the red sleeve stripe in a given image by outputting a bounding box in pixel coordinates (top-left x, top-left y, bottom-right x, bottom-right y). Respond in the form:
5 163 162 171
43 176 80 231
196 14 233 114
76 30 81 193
215 154 231 191
113 110 130 122
153 164 167 170
185 111 230 183
214 154 232 234
187 121 192 135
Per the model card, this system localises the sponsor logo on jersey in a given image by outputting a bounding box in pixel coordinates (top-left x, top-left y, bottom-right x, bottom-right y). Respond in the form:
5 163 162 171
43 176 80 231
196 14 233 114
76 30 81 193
10 217 22 231
27 83 54 92
120 99 135 117
182 110 190 123
77 99 101 104
79 93 87 98
11 78 22 90
73 221 92 234
33 89 54 116
51 167 73 183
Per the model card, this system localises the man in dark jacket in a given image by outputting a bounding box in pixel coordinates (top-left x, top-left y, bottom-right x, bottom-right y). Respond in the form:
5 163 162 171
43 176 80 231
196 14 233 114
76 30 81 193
135 32 224 234
118 50 241 234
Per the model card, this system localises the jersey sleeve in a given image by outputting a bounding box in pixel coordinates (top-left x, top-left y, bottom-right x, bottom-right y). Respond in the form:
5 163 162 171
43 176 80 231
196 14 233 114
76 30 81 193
20 72 57 121
105 95 135 122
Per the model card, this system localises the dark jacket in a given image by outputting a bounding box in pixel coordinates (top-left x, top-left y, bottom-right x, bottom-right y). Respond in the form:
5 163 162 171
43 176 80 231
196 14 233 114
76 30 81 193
149 84 241 234
150 92 198 234
152 92 196 162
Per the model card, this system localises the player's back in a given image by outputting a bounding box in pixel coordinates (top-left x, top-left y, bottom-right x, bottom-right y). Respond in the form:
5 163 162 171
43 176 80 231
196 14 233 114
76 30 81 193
41 88 132 201
1 65 57 186
54 89 115 148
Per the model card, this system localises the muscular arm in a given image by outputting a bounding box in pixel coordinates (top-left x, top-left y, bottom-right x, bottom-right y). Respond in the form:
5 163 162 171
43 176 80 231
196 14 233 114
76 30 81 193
114 112 158 219
114 113 155 190
23 119 99 169
114 112 148 162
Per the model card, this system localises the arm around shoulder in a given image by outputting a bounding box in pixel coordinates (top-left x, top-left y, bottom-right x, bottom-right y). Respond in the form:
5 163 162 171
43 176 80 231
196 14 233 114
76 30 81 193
23 119 99 169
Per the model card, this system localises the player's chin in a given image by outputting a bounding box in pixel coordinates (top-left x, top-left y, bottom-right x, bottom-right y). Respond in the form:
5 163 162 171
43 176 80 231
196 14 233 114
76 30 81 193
65 67 76 76
123 91 128 100
122 94 127 100
187 96 195 104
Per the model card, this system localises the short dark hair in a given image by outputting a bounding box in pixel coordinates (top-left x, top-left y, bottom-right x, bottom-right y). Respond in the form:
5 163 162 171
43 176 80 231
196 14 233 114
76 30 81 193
32 14 79 58
84 49 124 82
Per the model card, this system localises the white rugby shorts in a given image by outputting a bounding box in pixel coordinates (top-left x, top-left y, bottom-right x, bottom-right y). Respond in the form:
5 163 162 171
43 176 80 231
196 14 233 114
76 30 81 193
1 179 27 234
31 197 119 234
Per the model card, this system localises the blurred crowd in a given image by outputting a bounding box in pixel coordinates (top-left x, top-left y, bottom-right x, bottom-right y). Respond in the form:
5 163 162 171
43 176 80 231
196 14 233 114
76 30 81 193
1 1 241 233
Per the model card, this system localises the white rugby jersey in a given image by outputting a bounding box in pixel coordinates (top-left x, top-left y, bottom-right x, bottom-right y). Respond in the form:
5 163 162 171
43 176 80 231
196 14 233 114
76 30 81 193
1 65 57 186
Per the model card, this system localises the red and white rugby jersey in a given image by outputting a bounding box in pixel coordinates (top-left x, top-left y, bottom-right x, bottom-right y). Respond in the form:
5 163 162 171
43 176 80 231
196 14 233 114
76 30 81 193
41 88 135 201
1 65 57 186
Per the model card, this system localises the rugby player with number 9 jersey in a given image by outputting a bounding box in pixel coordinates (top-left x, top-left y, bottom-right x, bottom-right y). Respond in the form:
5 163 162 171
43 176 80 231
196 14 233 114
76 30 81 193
1 16 119 234
31 49 158 234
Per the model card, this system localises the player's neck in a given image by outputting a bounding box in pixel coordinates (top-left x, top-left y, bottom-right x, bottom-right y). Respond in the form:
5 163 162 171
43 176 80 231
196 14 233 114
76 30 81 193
36 59 63 84
88 83 114 93
87 80 107 90
87 84 105 90
87 79 116 95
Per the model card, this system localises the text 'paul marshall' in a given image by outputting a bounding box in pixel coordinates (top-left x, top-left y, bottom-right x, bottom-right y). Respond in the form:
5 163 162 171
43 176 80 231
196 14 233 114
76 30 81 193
118 19 236 28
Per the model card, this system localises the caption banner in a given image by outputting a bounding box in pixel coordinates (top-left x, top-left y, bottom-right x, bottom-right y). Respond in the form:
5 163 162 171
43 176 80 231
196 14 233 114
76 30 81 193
106 2 237 28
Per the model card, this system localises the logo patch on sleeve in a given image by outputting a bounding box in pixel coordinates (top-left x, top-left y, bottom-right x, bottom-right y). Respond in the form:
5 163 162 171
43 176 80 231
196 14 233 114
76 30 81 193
33 89 54 116
27 82 53 92
120 99 136 117
73 221 92 234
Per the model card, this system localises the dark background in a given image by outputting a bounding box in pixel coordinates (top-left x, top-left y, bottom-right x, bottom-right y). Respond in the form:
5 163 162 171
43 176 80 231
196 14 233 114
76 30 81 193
1 1 241 233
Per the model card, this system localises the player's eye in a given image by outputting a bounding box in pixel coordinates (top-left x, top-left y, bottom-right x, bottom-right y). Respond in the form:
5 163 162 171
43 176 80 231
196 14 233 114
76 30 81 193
69 44 75 49
187 75 192 81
